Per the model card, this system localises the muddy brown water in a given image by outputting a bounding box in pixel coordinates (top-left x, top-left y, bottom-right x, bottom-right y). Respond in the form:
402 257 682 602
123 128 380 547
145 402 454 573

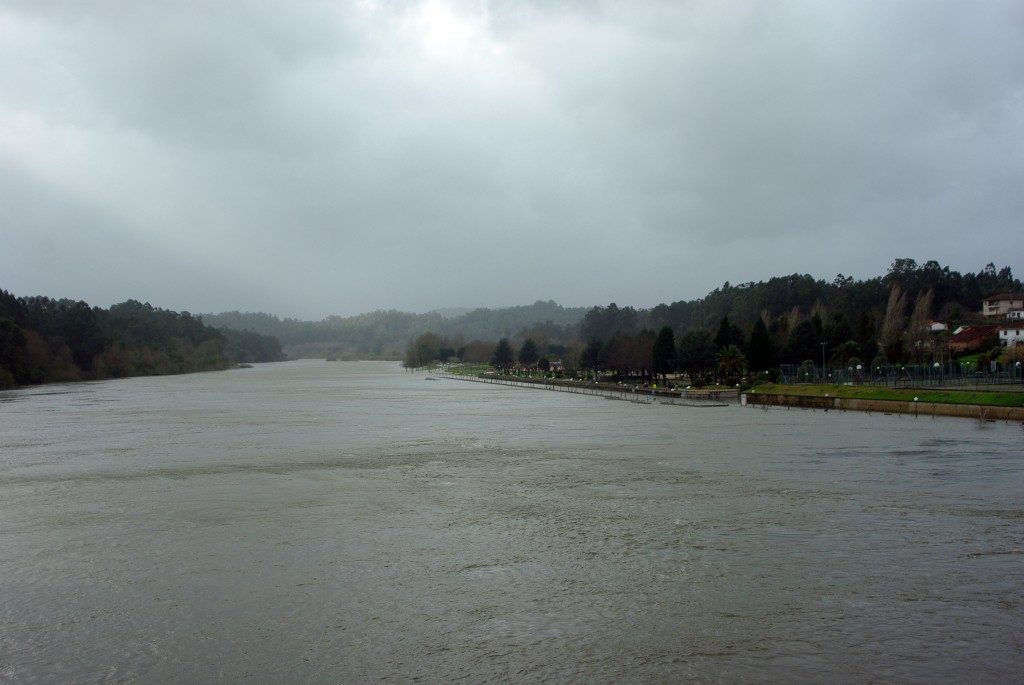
1 360 1021 683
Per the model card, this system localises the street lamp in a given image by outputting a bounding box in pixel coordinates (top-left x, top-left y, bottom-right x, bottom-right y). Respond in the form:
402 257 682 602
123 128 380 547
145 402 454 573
821 342 827 382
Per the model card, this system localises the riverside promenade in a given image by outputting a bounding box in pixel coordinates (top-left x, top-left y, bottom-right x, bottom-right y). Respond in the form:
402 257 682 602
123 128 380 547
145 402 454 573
431 369 735 406
741 390 1024 422
425 368 1024 422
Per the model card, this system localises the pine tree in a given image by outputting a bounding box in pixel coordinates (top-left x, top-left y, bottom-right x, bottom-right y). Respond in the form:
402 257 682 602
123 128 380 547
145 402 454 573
651 326 676 380
518 338 539 368
747 318 776 371
491 338 514 372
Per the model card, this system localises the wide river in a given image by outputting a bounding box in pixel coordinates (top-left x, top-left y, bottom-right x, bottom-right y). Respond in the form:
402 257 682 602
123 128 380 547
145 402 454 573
1 360 1021 683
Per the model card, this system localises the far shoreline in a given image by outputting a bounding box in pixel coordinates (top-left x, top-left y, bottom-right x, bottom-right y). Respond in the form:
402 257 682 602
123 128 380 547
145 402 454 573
424 366 1024 422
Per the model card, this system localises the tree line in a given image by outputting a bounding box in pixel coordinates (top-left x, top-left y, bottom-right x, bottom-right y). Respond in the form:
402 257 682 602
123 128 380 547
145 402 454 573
401 259 1022 385
0 290 285 389
201 301 587 360
202 259 1020 368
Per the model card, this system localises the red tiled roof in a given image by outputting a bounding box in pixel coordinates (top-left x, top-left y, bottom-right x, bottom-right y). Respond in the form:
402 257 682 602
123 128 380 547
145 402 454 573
949 324 999 343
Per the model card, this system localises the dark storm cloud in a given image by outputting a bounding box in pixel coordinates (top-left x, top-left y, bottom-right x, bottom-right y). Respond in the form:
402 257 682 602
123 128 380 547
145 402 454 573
2 0 1021 318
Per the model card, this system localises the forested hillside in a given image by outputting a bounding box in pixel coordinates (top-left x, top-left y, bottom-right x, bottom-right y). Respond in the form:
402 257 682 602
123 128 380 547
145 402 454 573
400 259 1021 381
202 300 587 359
203 260 1019 372
6 258 1017 388
0 292 284 389
639 258 1016 335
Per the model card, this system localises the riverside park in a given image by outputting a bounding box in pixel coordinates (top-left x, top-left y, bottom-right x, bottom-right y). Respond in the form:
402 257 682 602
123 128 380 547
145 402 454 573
428 362 1024 423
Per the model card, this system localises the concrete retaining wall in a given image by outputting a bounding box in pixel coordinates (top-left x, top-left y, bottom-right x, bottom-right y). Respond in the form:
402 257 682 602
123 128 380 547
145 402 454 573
742 392 1024 421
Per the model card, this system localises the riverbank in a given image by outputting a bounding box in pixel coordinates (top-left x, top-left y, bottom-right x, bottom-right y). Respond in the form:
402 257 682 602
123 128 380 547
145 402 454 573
432 370 739 403
744 383 1024 421
430 368 1024 421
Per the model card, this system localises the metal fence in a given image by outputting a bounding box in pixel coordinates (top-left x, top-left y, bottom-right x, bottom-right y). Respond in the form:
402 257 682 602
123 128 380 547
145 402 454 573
779 361 1024 388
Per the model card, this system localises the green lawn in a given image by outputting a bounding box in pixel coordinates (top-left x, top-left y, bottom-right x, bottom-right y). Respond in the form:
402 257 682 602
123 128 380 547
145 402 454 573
749 384 1024 407
447 364 492 376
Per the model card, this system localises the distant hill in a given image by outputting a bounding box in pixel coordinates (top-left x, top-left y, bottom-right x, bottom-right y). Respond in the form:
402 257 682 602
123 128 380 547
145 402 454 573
202 259 1021 363
200 300 588 359
4 258 1018 386
428 307 473 319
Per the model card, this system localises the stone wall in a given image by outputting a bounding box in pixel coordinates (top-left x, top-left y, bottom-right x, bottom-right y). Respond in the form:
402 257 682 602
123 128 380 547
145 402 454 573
741 392 1024 421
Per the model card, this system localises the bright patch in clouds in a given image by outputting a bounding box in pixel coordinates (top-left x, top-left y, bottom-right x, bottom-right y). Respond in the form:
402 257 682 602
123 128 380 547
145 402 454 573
408 0 499 60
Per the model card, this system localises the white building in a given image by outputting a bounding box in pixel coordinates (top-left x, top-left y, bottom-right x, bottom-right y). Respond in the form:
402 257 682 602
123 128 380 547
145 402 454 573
999 322 1024 346
983 294 1024 318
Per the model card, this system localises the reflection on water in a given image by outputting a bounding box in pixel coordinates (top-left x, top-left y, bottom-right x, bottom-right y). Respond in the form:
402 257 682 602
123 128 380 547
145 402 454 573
1 360 1021 683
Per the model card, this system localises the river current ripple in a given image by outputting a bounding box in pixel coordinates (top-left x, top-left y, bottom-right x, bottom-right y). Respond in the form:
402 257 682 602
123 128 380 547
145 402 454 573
1 360 1021 683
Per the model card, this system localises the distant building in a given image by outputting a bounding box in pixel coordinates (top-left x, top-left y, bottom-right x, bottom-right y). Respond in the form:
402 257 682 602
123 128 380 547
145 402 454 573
999 322 1024 346
928 321 947 333
948 324 999 353
982 293 1024 318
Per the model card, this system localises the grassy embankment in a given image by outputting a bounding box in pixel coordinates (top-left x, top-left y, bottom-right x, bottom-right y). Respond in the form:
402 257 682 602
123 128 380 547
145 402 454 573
749 384 1024 408
436 364 492 376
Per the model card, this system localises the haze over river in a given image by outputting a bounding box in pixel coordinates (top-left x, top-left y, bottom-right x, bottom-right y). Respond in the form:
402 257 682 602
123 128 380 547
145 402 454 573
1 361 1021 683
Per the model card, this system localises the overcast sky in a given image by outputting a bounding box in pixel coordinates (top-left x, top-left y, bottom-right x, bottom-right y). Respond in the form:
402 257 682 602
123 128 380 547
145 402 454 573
2 1 1021 320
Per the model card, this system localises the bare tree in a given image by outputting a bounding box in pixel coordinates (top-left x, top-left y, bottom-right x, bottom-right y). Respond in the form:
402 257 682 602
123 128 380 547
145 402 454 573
810 299 829 323
907 289 935 362
880 284 908 362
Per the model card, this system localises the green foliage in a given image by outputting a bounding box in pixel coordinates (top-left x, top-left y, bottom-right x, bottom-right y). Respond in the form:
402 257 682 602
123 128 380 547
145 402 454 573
18 297 105 372
640 261 1020 349
830 340 861 365
580 303 638 344
0 318 31 386
202 300 586 359
518 338 540 368
404 332 446 368
651 326 676 379
0 291 286 387
221 328 286 363
714 316 746 352
199 259 1019 365
582 338 603 372
746 318 776 371
716 344 748 377
6 257 1018 385
784 320 823 366
823 314 853 350
491 338 515 371
602 329 656 380
677 330 715 381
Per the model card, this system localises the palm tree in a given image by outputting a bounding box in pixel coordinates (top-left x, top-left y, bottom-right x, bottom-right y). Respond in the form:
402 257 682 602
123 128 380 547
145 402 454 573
830 340 861 365
716 344 748 378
